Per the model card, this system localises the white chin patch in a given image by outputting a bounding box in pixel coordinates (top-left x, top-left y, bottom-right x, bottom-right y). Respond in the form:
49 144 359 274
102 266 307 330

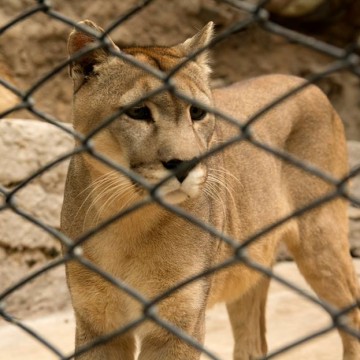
162 189 189 204
155 167 205 205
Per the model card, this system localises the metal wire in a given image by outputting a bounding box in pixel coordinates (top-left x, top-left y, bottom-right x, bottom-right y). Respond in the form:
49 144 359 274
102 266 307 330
1 0 360 359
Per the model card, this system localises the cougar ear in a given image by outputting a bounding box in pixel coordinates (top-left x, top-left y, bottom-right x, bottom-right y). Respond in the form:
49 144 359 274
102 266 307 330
177 22 214 75
68 20 119 87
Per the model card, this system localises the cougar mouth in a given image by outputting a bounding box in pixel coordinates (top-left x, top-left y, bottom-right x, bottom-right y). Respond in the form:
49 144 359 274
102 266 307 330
155 166 207 205
160 189 190 204
130 162 207 204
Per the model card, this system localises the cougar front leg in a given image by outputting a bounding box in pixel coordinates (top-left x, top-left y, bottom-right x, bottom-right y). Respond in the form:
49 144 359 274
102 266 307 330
67 266 137 359
74 314 136 360
138 292 207 360
138 328 205 360
226 277 271 360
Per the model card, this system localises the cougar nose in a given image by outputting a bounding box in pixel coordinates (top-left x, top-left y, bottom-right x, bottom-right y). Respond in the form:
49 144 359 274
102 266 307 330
162 159 190 183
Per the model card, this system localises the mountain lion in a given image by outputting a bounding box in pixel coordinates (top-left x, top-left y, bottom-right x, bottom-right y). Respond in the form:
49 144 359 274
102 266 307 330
61 20 360 359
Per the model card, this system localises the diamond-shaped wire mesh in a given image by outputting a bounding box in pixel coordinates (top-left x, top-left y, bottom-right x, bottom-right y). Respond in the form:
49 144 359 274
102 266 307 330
1 0 360 359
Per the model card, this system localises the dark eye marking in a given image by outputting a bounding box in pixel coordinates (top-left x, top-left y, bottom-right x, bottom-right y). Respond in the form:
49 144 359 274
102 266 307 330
125 106 153 121
190 106 207 121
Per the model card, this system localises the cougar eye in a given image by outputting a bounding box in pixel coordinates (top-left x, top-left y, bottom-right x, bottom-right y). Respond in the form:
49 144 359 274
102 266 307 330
190 106 207 121
125 106 152 121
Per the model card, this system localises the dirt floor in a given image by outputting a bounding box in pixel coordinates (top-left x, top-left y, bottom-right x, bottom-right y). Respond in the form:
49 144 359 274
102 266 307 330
2 260 358 360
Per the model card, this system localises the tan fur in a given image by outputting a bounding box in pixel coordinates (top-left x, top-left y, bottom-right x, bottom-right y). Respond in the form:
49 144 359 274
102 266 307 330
61 20 360 359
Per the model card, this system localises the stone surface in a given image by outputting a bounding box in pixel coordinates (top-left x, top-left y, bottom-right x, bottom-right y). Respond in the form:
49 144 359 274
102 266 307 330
1 0 360 140
0 119 73 249
0 63 18 116
266 0 326 17
0 119 73 318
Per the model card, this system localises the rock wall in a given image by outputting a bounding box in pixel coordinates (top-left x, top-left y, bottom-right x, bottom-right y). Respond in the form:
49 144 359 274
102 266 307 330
0 120 72 318
0 63 18 114
0 119 359 318
1 0 360 139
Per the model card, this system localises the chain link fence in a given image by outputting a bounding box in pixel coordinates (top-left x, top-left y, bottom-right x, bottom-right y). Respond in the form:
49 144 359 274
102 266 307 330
1 0 360 359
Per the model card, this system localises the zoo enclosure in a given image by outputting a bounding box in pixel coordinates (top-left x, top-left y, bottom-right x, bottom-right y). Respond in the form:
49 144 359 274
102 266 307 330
1 0 360 359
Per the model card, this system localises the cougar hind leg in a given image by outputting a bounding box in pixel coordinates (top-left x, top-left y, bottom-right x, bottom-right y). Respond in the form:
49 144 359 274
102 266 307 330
285 200 360 360
226 277 271 360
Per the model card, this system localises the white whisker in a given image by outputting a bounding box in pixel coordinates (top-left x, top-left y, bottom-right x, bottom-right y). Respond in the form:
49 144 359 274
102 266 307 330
82 175 129 230
94 181 137 225
209 166 243 190
71 171 120 228
207 173 237 209
205 176 227 223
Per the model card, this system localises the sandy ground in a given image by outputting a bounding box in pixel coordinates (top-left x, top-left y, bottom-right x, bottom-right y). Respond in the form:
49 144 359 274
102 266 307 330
1 260 360 360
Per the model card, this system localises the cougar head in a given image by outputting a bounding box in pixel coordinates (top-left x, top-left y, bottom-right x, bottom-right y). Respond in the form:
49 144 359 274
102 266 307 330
68 20 215 205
